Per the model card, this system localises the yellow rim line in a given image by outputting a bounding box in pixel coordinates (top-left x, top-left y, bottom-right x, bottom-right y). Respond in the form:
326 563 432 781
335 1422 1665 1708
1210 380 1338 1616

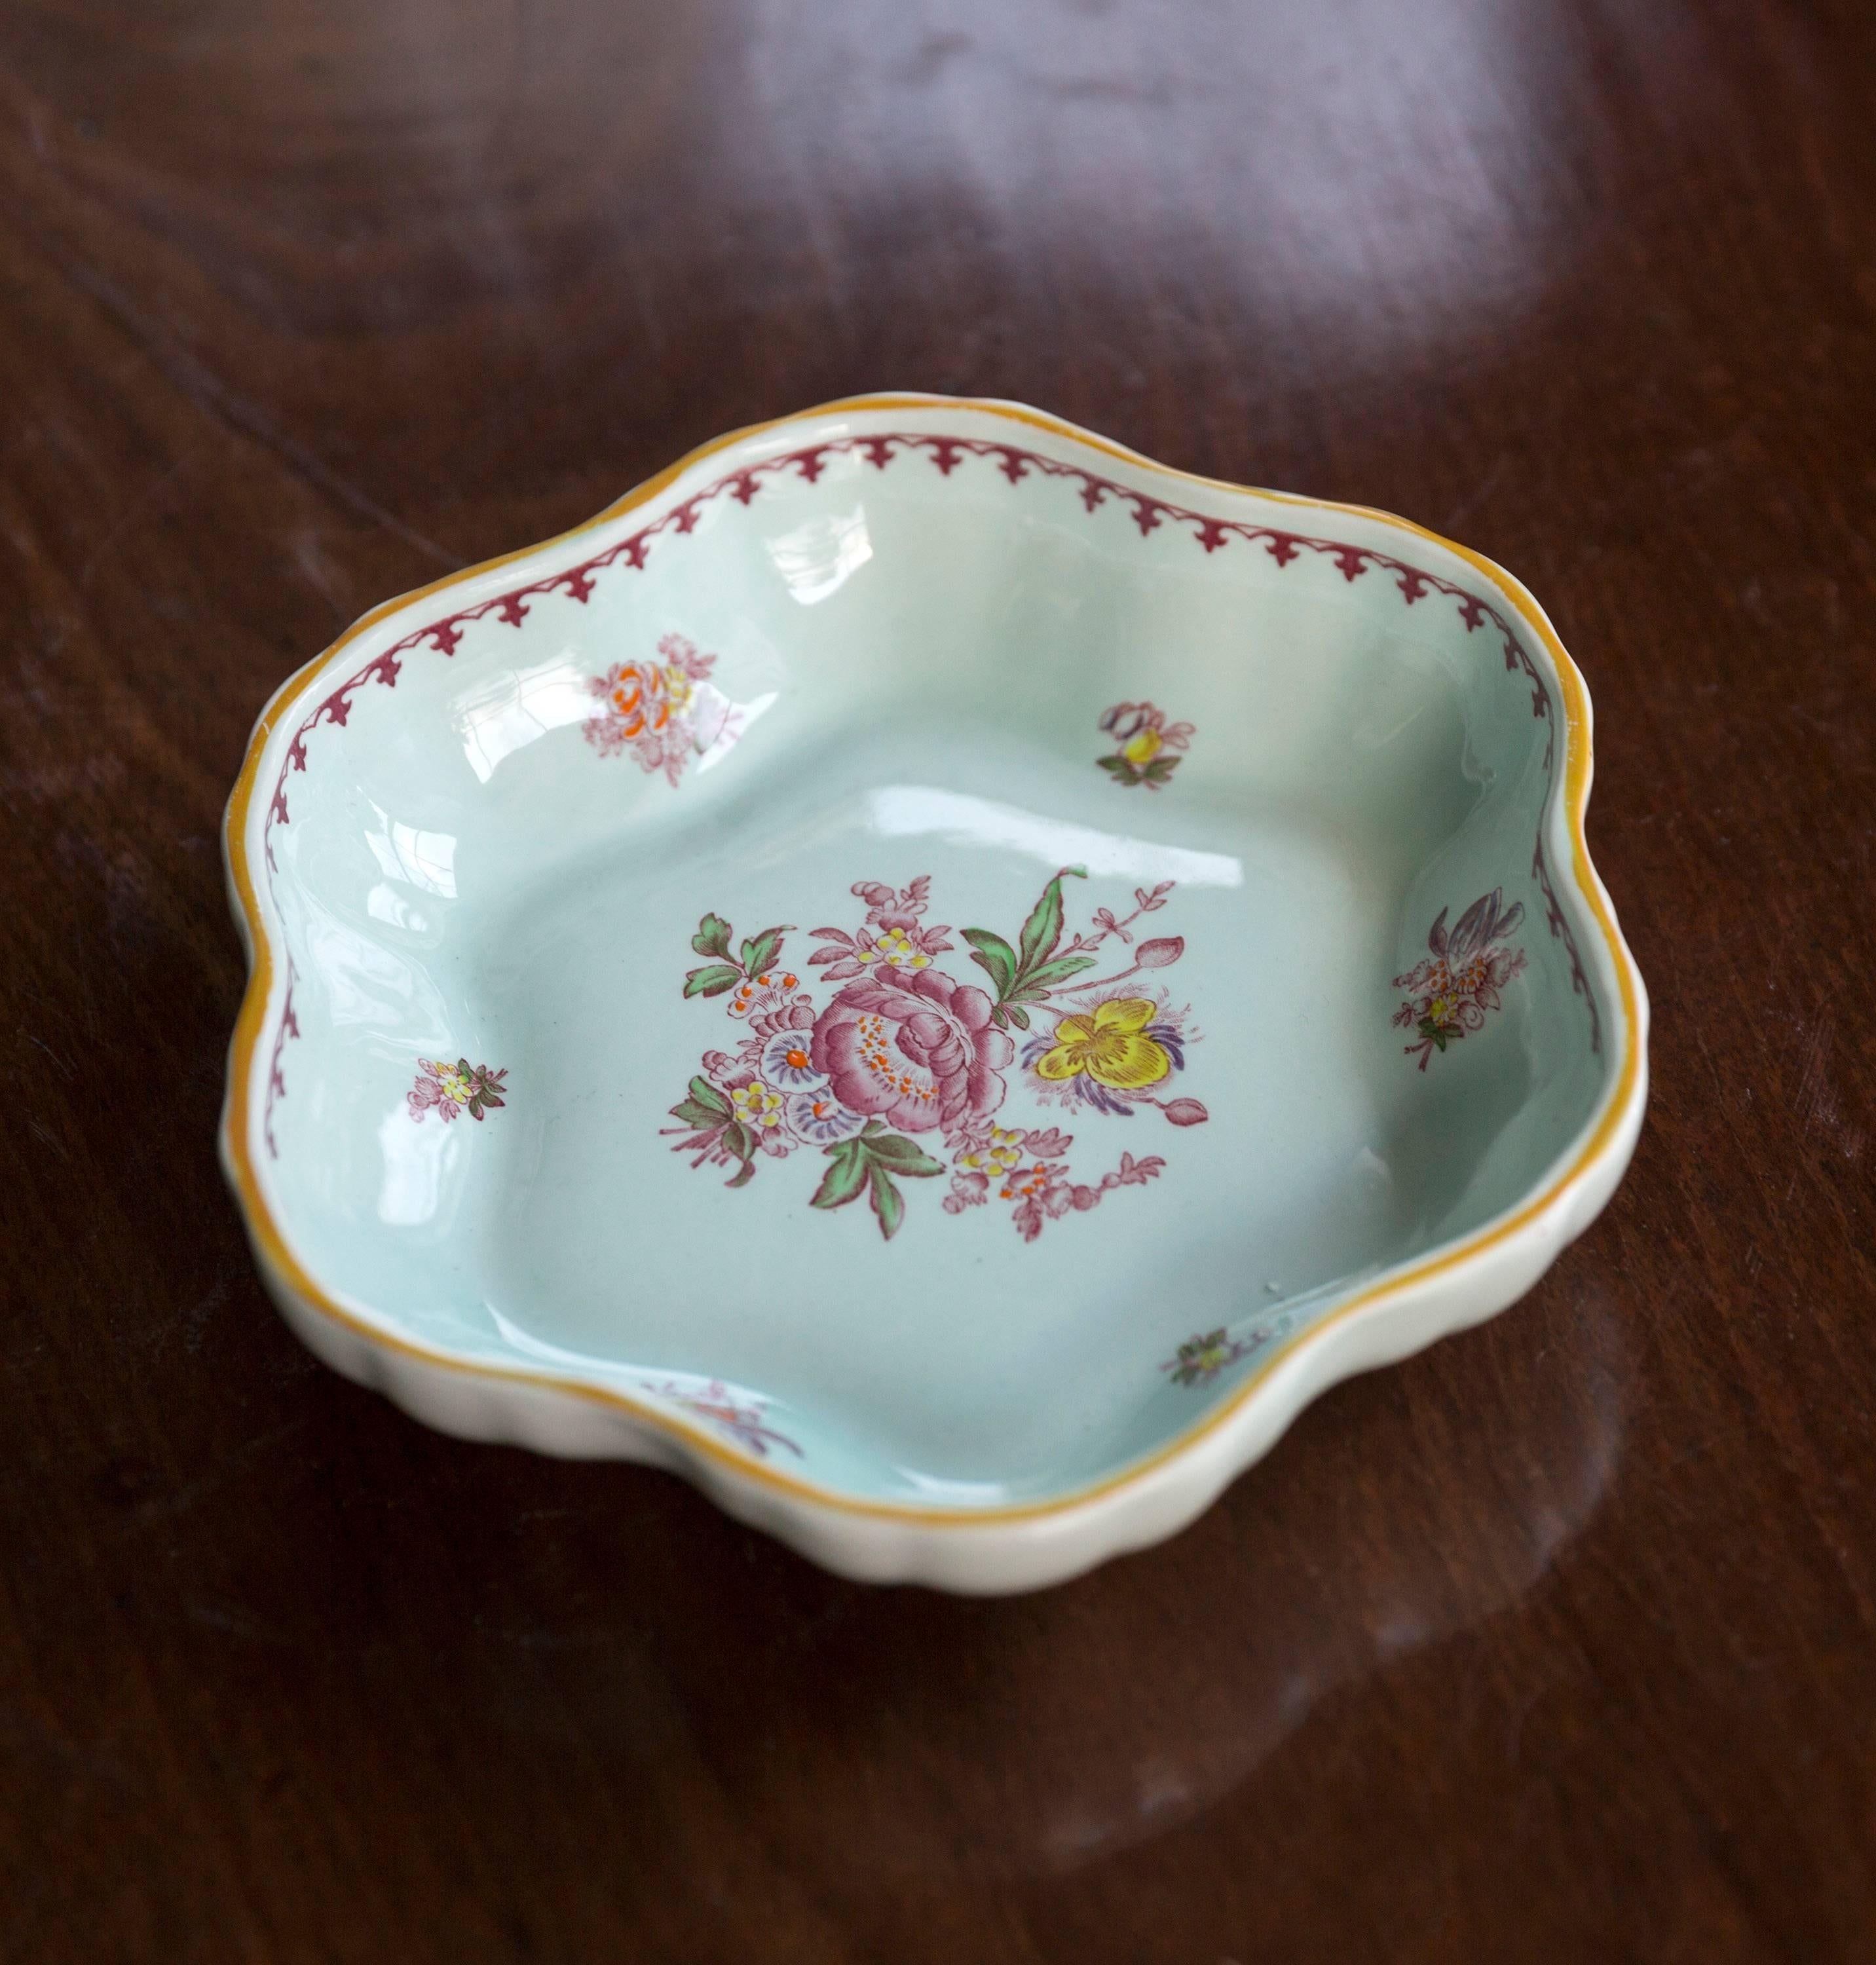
222 393 1645 1529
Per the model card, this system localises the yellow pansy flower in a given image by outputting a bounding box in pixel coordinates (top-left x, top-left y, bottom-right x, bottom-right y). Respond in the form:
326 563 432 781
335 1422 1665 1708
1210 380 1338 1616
1035 999 1171 1090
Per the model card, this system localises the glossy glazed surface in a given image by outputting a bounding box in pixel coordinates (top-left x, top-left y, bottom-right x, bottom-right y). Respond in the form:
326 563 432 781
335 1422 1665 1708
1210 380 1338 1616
5 0 1873 1956
236 401 1630 1522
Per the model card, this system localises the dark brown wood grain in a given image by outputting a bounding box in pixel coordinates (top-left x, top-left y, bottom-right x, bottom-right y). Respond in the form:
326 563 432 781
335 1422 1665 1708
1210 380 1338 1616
2 1 1873 1958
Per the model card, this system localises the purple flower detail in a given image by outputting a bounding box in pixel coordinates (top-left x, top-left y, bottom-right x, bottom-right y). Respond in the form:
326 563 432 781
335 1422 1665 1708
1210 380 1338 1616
1392 888 1527 1070
760 1028 825 1088
785 1089 868 1144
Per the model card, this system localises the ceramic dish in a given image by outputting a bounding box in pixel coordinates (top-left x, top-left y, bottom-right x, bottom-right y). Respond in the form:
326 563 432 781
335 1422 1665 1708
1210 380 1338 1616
221 394 1647 1592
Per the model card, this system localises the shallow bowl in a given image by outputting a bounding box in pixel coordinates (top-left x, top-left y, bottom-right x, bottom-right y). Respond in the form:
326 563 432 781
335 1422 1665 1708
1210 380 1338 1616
222 394 1647 1592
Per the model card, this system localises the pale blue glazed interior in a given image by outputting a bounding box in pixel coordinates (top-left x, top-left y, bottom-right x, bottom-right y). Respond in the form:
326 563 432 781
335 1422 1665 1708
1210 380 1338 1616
257 407 1616 1505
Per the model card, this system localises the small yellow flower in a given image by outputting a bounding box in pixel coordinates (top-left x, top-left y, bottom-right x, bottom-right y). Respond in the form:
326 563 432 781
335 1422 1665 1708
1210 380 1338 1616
959 1125 1023 1174
660 665 696 715
1036 999 1171 1091
861 927 929 969
732 1080 786 1130
1122 726 1164 766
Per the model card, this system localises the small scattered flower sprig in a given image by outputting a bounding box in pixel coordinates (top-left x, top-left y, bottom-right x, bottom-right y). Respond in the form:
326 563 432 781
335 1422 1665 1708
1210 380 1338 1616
645 1377 802 1458
1391 889 1528 1070
664 1072 765 1189
1162 1326 1269 1388
583 633 725 787
407 1058 508 1124
1097 702 1194 789
943 1119 1180 1243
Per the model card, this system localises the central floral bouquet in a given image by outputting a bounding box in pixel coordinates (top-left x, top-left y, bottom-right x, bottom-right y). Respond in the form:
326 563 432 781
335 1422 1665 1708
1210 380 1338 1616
664 867 1207 1241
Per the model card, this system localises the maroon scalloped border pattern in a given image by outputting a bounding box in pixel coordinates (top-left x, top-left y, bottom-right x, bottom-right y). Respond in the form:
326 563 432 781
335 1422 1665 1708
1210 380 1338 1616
1533 836 1602 1054
263 961 299 1159
258 432 1600 1155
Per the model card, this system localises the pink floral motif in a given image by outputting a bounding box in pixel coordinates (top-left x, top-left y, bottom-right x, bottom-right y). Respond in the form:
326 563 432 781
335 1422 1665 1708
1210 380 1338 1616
664 867 1208 1241
1392 888 1528 1069
812 969 1013 1135
1066 882 1171 956
584 633 726 786
1002 1148 1166 1244
941 1170 990 1212
1097 702 1195 789
407 1058 508 1123
645 1379 801 1458
806 876 954 980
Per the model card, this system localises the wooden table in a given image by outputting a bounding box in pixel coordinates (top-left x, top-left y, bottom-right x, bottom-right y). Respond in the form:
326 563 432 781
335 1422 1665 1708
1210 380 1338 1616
4 3 1873 1956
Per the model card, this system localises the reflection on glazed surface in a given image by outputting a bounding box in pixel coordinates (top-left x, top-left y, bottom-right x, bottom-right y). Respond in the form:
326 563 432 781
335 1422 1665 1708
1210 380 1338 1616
867 785 1243 889
454 654 594 783
453 650 776 788
376 1107 454 1228
766 503 874 605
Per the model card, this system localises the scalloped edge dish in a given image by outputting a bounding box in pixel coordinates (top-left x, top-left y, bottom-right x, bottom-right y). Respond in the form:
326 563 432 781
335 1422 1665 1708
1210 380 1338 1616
221 394 1649 1592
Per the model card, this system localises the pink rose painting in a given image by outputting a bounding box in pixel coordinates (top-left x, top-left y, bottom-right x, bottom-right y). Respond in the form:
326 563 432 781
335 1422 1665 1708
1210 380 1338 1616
811 968 1015 1134
662 869 1208 1241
